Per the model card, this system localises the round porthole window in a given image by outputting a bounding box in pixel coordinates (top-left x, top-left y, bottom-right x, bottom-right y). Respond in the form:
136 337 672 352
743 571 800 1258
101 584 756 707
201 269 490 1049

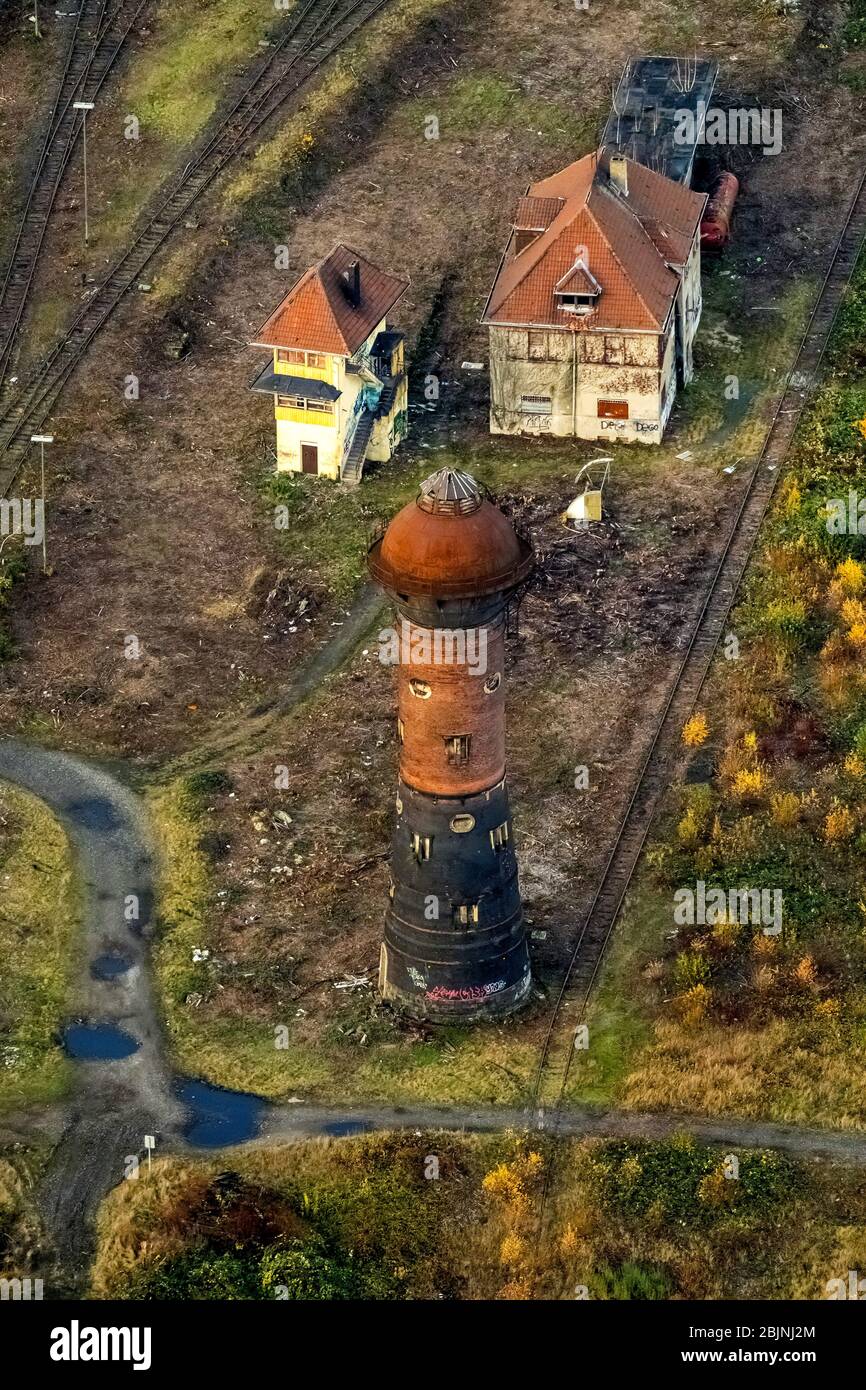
450 814 476 834
409 679 431 699
484 673 502 694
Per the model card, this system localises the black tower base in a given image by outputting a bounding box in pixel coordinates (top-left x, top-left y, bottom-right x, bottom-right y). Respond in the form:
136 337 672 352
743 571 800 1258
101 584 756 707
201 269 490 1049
379 779 532 1020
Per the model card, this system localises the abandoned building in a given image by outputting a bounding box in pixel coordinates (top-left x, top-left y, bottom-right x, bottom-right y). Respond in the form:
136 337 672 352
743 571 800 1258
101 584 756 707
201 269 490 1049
250 244 409 484
481 149 707 444
368 467 534 1020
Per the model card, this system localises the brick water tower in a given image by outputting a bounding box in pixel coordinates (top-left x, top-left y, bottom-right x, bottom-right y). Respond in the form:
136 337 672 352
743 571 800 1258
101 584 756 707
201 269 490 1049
368 468 534 1019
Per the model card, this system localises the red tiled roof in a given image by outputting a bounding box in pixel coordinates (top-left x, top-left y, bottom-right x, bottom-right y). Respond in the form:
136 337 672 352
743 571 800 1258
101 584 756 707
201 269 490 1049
483 153 706 333
513 195 564 232
252 244 409 356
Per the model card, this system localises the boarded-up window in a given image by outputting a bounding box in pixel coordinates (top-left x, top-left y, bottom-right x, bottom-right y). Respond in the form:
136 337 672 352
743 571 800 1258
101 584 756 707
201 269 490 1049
528 331 547 360
411 833 432 862
598 399 629 419
454 903 480 926
604 336 625 365
506 330 527 359
582 334 605 363
521 395 552 415
444 734 471 766
490 822 510 851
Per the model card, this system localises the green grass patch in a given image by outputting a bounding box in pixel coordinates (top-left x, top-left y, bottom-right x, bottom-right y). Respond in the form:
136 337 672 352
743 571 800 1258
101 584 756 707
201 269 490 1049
122 0 280 145
0 784 80 1111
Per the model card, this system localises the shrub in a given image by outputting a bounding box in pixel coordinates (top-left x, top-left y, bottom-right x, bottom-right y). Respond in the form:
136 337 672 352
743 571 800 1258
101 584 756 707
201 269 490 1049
824 803 856 842
835 557 866 596
259 1240 387 1300
122 1249 264 1300
673 951 710 991
732 767 769 800
682 713 709 748
588 1261 672 1301
770 792 801 828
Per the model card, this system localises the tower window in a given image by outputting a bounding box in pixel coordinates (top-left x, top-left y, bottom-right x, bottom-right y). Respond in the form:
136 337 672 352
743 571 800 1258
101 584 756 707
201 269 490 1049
454 903 480 926
450 813 476 834
444 734 471 765
411 832 432 862
490 822 510 851
409 679 431 699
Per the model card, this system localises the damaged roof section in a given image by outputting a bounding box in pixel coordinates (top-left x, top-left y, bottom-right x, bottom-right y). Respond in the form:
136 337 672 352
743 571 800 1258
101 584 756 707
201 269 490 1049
602 54 720 185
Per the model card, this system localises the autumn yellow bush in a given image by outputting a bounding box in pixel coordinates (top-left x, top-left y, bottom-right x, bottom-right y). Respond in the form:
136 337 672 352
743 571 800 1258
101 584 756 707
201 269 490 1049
794 955 818 987
824 803 856 843
674 983 711 1027
752 933 778 958
770 791 800 828
500 1232 526 1267
682 713 709 748
732 766 769 799
841 597 866 627
482 1151 544 1218
835 557 866 597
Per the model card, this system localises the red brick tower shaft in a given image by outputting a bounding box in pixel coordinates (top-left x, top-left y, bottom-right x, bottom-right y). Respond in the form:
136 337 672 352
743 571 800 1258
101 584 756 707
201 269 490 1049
368 468 534 1020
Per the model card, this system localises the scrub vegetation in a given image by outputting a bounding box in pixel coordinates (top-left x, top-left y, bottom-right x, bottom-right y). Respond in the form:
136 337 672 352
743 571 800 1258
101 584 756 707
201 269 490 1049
567 250 866 1126
90 1130 866 1300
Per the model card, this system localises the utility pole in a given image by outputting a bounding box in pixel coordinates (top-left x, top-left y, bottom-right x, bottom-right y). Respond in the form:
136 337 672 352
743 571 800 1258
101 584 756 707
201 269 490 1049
30 433 52 574
72 101 95 246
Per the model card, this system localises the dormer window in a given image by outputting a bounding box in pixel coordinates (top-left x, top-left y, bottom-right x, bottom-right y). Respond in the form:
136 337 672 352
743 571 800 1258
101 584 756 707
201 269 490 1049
554 258 601 316
557 292 598 313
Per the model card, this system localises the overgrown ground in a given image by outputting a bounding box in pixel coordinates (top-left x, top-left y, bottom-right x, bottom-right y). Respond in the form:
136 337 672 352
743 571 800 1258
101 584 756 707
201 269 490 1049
0 782 78 1111
0 0 864 1110
88 1129 866 1300
565 247 866 1128
0 1140 51 1281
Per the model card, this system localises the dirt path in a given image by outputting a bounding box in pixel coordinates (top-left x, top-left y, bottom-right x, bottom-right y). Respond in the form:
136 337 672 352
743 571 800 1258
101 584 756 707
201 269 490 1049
251 1101 866 1165
0 738 184 1286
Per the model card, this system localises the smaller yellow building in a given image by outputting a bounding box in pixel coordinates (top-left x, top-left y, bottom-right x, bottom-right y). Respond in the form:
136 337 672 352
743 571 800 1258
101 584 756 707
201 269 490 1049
250 244 410 485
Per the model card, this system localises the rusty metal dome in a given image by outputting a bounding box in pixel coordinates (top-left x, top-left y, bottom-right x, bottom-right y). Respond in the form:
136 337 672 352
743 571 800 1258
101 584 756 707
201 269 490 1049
368 468 533 600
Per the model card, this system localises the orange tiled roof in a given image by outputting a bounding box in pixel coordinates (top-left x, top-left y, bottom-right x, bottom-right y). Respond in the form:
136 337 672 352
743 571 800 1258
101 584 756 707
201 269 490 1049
483 152 706 333
513 195 565 232
252 244 409 356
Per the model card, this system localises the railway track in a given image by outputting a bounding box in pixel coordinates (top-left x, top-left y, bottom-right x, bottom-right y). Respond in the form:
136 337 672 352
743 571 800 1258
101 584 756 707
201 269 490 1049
0 0 151 395
526 164 866 1240
0 0 391 489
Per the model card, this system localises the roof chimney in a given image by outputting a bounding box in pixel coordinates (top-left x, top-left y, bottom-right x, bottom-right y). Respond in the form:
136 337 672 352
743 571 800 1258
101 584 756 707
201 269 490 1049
609 154 629 197
343 260 361 308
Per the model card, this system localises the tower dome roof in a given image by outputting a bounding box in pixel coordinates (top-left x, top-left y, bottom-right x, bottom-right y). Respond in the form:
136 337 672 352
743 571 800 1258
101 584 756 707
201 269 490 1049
368 469 533 599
